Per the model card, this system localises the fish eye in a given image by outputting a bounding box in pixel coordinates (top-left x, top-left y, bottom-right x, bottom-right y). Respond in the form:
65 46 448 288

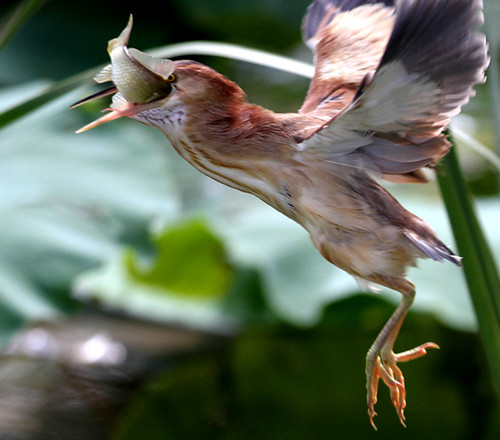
167 73 177 82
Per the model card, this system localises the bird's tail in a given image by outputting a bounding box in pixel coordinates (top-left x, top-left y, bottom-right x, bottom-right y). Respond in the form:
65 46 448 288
404 230 462 267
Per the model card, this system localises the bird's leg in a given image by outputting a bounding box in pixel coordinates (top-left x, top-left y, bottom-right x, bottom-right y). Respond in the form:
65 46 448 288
366 285 439 429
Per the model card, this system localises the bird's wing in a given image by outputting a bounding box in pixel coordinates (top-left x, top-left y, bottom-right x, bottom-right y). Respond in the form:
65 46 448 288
300 0 396 115
299 0 488 183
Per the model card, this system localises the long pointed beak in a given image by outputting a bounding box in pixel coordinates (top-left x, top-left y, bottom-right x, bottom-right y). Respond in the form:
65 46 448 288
75 109 128 134
72 85 123 133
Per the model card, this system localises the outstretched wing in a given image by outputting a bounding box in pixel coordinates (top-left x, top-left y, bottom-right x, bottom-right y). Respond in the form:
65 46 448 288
299 0 488 183
300 0 396 114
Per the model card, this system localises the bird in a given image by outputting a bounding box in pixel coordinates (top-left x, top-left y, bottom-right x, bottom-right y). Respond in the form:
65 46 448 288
72 0 489 428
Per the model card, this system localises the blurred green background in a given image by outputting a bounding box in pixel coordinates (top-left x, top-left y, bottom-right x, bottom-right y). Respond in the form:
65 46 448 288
0 0 499 438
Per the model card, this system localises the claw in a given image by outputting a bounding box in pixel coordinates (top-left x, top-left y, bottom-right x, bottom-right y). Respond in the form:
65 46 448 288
367 359 380 430
367 342 438 429
367 356 406 429
377 360 406 426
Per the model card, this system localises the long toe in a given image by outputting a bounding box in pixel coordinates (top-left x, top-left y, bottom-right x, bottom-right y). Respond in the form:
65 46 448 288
377 342 439 426
366 358 381 430
394 342 440 363
376 356 407 426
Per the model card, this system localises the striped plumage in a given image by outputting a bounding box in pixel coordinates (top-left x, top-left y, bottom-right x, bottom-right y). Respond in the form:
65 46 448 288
75 0 489 428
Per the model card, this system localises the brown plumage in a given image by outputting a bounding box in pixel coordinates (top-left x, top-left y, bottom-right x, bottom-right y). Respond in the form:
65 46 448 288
74 0 489 428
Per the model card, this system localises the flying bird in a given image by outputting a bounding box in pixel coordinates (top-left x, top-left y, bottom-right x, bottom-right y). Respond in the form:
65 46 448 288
72 0 489 428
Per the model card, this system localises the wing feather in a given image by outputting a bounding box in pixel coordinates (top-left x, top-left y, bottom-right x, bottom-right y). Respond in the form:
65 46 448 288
299 0 489 183
300 0 396 114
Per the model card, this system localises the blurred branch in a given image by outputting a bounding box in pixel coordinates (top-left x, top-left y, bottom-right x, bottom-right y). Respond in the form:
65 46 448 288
437 137 500 397
148 41 315 78
0 0 46 54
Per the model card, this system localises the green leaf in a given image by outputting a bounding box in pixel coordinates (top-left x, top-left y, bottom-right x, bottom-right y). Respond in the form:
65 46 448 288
125 218 232 299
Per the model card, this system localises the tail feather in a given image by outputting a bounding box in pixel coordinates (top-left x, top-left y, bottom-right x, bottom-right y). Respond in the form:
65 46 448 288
404 230 462 267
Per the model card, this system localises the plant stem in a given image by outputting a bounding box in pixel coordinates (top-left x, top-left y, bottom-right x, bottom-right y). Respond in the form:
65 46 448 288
437 136 500 397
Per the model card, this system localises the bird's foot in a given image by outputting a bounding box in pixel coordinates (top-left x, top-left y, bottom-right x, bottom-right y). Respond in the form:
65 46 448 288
366 342 439 429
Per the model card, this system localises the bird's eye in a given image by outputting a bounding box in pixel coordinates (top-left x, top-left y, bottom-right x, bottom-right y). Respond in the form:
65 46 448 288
167 73 177 82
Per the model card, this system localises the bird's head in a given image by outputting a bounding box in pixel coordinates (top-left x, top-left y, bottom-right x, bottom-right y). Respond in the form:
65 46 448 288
73 16 245 134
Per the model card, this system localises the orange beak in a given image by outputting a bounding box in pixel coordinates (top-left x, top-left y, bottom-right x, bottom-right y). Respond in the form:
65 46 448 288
74 105 136 134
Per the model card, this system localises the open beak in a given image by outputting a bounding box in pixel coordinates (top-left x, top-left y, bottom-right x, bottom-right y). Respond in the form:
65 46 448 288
71 85 121 133
72 85 169 134
72 15 175 134
71 87 142 133
72 88 160 134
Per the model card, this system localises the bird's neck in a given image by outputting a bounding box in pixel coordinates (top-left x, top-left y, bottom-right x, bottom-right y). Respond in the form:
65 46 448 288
183 100 297 155
142 99 304 213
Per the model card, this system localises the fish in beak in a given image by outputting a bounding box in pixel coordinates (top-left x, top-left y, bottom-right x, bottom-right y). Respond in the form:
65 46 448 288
72 15 176 133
